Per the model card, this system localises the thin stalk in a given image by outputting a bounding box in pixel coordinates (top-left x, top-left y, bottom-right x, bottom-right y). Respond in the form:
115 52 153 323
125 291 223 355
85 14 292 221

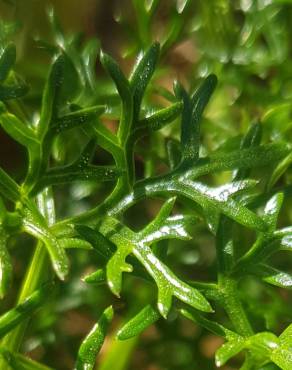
215 217 253 337
218 276 253 337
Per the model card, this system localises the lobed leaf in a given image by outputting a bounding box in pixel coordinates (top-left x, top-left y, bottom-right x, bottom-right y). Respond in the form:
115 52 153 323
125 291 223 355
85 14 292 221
176 75 217 165
139 197 195 244
174 179 266 231
185 143 290 180
96 216 212 317
133 242 212 317
106 243 133 296
38 52 79 138
22 206 69 280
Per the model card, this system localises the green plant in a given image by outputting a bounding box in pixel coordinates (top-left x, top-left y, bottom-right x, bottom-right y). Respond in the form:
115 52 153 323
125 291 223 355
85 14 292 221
0 1 291 369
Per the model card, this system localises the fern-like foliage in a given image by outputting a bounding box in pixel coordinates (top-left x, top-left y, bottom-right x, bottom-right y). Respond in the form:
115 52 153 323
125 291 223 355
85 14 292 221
0 5 291 369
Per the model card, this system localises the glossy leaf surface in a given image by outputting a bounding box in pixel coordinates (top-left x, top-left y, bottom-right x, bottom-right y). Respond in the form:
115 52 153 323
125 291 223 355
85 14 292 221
76 306 113 370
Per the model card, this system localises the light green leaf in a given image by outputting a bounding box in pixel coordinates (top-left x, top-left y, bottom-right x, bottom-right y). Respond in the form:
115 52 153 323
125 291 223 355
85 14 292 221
83 268 106 285
98 216 212 317
0 43 16 83
267 151 292 190
254 264 292 289
76 306 114 370
22 206 69 280
0 110 38 148
0 226 12 299
106 243 133 296
0 347 53 369
215 337 245 367
117 304 160 340
0 83 28 101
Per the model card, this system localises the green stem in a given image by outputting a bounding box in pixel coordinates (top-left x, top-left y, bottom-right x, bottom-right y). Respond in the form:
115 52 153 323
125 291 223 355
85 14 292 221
218 276 253 337
0 188 55 355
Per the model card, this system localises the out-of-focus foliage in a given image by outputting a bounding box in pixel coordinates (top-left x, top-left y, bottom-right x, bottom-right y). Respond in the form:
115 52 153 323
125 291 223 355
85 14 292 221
0 0 291 369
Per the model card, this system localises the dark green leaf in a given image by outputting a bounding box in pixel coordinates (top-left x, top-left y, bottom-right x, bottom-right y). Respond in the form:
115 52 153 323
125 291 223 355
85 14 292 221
166 139 181 170
130 42 160 120
134 102 182 134
75 225 115 259
38 165 120 188
100 50 131 102
0 83 28 101
38 52 79 138
178 75 217 165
